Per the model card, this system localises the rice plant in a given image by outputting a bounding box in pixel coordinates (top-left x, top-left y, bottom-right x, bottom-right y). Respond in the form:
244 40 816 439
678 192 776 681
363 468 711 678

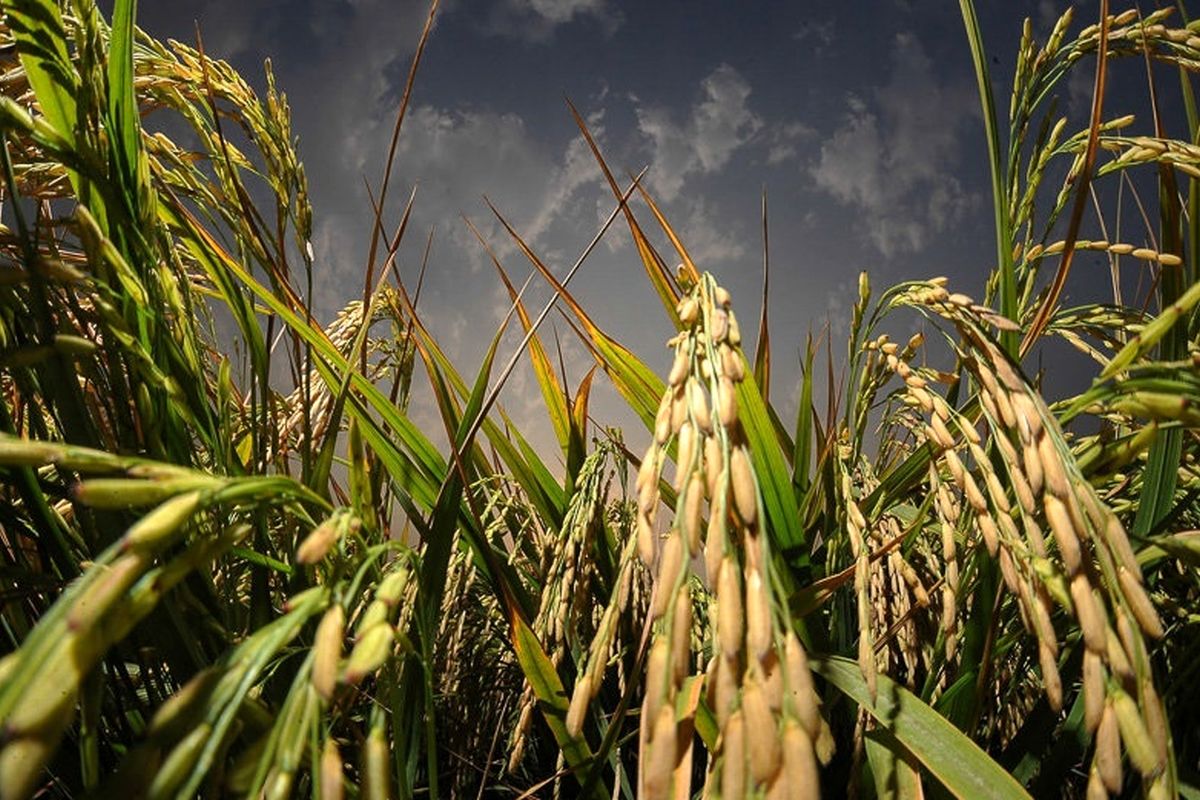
0 0 1198 798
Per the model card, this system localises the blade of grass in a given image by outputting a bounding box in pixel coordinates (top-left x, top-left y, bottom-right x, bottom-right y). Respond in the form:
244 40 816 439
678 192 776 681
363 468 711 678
754 187 771 399
5 0 78 146
1020 0 1109 356
568 366 598 484
509 611 607 799
793 333 817 494
865 727 925 800
363 0 440 282
106 0 140 210
814 655 1032 800
1134 25 1187 539
467 215 571 456
960 0 1018 357
465 172 645 449
565 99 685 319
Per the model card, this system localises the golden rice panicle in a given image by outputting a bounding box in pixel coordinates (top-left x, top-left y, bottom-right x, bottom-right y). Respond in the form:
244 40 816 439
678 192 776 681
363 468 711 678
742 671 782 784
0 704 74 800
634 274 820 798
771 719 819 799
643 704 680 797
784 631 822 740
342 623 396 685
0 482 223 794
1095 699 1123 793
565 673 593 739
296 514 342 565
839 468 877 701
507 694 535 774
566 531 644 738
638 277 716 796
897 279 1180 792
639 496 695 795
363 718 392 800
637 442 663 566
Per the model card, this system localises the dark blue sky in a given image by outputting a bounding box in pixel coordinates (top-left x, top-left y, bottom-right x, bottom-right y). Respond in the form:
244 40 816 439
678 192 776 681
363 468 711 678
131 1 1147 455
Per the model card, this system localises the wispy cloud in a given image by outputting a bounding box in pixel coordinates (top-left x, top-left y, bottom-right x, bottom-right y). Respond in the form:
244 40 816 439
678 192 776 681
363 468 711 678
677 198 748 271
138 0 434 317
477 0 623 42
764 121 817 165
810 32 978 258
1037 0 1074 32
313 100 605 303
793 18 835 55
634 64 764 201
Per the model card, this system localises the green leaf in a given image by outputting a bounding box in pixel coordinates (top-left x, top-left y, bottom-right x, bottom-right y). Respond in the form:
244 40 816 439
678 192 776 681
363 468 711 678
865 727 925 800
4 0 78 145
106 0 140 202
164 202 446 498
1134 158 1189 535
735 356 805 559
1100 279 1200 381
755 190 771 399
483 232 571 457
567 366 597 484
509 611 606 799
506 217 805 562
566 99 685 321
959 0 1017 357
394 290 565 527
814 655 1032 800
793 334 816 494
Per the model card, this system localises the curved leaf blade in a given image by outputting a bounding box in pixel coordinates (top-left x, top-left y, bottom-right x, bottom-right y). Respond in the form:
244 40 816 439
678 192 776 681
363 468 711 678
813 655 1031 800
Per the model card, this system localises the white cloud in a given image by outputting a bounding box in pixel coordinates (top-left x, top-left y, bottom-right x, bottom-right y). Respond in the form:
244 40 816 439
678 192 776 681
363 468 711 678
135 1 437 318
525 110 609 246
765 121 817 165
635 64 764 201
481 0 623 42
810 33 977 258
1066 58 1095 118
516 0 612 25
678 199 747 271
297 96 620 378
793 19 835 55
368 104 602 265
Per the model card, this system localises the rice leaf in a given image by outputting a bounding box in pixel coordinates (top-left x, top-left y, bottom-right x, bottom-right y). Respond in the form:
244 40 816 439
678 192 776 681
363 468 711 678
5 0 78 145
959 0 1018 356
509 611 607 799
814 655 1032 799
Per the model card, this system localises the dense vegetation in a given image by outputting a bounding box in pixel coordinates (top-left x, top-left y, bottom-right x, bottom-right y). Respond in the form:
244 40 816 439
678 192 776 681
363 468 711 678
0 0 1198 797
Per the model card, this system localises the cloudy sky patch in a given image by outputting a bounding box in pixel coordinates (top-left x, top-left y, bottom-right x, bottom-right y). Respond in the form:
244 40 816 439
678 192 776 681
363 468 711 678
135 0 1070 452
811 32 979 258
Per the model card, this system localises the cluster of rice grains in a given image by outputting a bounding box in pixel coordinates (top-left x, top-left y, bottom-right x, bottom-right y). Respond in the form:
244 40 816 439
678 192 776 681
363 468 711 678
0 440 248 798
841 466 934 697
277 288 416 455
600 275 823 798
510 444 650 775
246 515 415 799
436 520 520 796
885 279 1170 799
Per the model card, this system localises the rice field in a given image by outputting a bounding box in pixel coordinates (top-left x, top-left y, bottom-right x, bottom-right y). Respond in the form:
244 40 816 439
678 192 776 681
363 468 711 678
0 0 1198 798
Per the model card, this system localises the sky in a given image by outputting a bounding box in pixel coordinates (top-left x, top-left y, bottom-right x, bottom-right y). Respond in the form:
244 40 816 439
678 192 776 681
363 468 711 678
129 0 1147 461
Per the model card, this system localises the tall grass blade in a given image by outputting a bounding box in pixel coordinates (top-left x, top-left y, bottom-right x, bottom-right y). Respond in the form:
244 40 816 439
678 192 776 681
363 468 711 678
814 656 1033 799
959 0 1017 356
755 188 771 399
